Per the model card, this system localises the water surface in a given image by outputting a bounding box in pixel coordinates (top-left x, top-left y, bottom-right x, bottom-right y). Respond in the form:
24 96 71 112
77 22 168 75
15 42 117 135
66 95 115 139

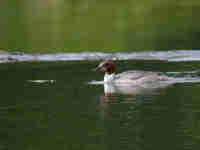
1 60 200 150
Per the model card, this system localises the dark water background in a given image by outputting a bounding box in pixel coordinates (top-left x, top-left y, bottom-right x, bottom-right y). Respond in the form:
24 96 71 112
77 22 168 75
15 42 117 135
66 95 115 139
1 60 200 150
1 0 200 52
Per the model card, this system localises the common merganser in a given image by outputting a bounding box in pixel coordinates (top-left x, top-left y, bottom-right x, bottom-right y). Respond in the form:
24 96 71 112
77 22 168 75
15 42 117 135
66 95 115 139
95 60 170 84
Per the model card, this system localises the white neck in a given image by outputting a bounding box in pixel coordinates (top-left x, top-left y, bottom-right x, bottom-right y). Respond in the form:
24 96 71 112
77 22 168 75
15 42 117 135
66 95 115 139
104 73 115 83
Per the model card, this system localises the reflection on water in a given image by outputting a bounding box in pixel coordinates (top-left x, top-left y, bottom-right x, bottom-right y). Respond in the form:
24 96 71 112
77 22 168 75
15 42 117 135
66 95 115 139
98 83 200 150
0 61 200 150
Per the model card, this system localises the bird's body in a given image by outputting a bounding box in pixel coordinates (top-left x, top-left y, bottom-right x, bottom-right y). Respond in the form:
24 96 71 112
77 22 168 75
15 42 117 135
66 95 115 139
104 71 169 84
95 60 170 84
93 60 200 95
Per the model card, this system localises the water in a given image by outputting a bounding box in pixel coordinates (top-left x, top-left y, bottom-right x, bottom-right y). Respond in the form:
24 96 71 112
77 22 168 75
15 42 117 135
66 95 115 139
1 60 200 150
1 50 200 63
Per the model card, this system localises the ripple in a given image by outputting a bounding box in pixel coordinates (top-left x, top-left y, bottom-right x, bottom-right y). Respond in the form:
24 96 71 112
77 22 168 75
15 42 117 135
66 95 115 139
1 50 200 63
27 80 56 83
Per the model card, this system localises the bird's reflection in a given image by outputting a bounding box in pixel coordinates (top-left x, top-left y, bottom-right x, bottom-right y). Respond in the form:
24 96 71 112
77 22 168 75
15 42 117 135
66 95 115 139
98 82 171 120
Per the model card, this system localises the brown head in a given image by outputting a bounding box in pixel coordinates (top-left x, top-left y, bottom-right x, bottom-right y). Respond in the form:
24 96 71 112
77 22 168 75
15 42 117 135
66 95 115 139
95 60 116 74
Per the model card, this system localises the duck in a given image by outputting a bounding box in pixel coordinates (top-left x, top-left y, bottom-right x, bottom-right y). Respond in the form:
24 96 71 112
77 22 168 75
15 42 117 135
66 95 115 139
95 60 171 84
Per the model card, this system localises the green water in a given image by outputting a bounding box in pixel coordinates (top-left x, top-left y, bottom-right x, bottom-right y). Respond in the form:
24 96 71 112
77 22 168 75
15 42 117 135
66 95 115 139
1 0 200 52
1 61 200 150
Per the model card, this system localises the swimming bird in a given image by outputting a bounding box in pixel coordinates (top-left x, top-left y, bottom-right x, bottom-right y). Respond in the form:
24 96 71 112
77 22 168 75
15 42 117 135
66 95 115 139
95 60 170 84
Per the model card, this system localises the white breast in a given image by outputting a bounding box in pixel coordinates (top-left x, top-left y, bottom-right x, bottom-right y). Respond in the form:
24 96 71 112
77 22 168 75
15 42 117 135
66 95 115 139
104 73 115 83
